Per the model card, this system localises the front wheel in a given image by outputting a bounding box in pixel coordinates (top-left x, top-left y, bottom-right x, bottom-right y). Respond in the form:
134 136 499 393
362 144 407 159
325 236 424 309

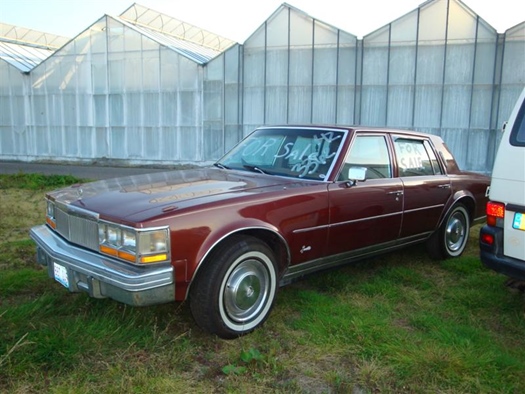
189 235 278 339
427 204 470 260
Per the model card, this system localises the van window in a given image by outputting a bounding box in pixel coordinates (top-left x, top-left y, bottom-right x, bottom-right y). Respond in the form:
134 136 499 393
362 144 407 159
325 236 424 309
509 98 525 146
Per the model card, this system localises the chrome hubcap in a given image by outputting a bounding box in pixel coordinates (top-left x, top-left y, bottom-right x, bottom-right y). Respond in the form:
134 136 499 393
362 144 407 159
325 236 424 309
224 259 269 323
446 212 466 252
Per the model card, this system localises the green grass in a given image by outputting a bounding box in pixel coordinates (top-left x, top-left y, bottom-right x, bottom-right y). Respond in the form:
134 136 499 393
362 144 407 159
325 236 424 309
1 174 524 393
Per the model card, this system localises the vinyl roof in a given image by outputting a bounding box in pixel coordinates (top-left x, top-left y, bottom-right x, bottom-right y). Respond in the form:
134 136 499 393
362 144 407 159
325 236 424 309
0 23 69 72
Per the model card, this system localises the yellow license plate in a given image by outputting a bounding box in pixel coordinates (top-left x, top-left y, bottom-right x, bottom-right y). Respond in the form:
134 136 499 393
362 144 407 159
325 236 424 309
513 212 525 231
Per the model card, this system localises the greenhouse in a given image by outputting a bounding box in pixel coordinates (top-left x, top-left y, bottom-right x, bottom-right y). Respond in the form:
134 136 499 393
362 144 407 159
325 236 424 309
0 0 524 173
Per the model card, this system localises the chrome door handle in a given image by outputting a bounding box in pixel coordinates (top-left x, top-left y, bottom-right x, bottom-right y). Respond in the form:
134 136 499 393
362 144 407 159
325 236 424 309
438 184 451 189
387 190 404 196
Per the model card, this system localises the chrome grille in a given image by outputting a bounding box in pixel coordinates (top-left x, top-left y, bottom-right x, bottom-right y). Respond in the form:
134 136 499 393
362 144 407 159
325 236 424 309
55 205 99 251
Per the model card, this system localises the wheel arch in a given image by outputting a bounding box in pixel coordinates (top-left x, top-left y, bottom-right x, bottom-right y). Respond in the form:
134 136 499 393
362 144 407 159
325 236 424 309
440 191 476 228
185 227 291 299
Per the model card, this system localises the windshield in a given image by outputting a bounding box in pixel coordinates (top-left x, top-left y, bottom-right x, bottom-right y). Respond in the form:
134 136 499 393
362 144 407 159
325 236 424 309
219 128 347 180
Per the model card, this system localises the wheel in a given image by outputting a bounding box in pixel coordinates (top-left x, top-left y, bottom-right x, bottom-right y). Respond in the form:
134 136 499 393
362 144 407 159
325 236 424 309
426 204 470 260
189 235 278 339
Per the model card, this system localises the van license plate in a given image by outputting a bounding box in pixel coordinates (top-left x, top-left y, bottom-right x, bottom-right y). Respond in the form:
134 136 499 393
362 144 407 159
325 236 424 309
54 262 70 288
513 212 525 231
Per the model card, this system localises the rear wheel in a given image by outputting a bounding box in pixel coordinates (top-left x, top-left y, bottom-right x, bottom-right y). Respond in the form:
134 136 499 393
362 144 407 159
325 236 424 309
189 235 278 339
427 204 470 259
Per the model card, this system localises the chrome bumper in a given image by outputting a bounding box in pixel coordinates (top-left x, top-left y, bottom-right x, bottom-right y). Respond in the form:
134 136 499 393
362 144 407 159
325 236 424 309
30 225 175 306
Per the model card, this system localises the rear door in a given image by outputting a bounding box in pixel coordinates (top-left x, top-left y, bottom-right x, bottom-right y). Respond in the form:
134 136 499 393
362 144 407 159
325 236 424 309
392 136 452 238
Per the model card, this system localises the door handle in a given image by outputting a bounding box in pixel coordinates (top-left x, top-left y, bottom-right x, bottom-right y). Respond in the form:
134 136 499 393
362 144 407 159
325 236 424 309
438 184 451 189
387 190 404 196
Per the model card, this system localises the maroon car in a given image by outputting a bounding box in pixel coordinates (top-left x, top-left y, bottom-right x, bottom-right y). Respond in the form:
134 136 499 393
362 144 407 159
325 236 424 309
30 126 490 338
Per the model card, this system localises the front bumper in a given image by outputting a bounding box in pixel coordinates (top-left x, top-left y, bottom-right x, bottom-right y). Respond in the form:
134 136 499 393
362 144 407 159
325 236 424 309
479 225 525 281
30 225 175 306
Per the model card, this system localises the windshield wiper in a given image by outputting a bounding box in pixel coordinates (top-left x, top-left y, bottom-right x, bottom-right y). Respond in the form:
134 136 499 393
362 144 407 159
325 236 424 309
243 164 267 174
214 162 230 170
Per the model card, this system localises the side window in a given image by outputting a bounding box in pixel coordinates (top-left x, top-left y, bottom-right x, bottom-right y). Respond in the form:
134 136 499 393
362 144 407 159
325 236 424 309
423 140 443 175
394 138 435 177
339 135 391 180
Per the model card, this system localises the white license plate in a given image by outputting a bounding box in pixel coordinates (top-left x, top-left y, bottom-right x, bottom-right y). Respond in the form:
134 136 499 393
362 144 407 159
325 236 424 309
53 262 69 288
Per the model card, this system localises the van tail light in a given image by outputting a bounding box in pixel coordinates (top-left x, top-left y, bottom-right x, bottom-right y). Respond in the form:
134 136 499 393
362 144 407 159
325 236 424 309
486 201 505 227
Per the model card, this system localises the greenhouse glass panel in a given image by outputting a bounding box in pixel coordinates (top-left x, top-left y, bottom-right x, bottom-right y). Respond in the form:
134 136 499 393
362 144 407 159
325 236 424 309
95 127 109 157
243 87 264 125
108 19 125 52
203 122 223 160
314 47 337 85
180 126 199 161
79 127 94 157
470 85 493 129
92 54 108 94
179 91 200 126
143 54 160 91
161 92 178 126
245 25 265 49
442 85 471 128
289 48 312 85
126 93 142 125
93 95 107 127
265 86 287 124
64 126 78 156
387 86 414 127
48 126 63 156
447 0 477 41
127 126 143 157
108 56 125 91
267 7 289 47
244 48 265 87
391 10 418 43
389 46 416 85
109 94 124 126
161 126 178 160
179 58 199 90
266 49 288 86
143 92 160 126
290 10 312 47
90 20 107 54
110 126 126 159
144 127 162 159
414 86 442 128
225 85 240 124
444 44 474 84
418 0 447 43
124 53 143 90
224 45 240 84
288 86 312 123
361 86 387 126
312 86 336 124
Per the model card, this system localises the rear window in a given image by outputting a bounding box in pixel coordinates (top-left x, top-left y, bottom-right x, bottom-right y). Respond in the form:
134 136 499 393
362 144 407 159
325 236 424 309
510 96 525 146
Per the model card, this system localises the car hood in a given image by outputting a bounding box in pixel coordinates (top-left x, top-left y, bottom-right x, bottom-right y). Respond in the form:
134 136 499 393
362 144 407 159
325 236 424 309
47 167 308 223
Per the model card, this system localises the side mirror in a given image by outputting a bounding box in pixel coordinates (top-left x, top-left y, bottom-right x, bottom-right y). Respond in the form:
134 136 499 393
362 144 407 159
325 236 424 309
346 166 367 186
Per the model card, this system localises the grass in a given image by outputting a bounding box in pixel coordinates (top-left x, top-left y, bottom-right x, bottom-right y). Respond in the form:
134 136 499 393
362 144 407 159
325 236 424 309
1 173 524 393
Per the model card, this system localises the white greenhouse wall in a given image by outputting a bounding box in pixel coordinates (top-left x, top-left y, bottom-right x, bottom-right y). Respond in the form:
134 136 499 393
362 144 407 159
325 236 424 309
0 0 524 172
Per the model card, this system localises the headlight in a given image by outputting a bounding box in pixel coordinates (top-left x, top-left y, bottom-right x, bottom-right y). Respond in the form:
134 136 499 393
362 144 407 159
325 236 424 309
98 221 169 264
46 200 56 229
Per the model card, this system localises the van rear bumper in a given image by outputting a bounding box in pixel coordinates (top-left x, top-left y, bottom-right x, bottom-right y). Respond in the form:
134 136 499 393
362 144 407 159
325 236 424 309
480 225 525 280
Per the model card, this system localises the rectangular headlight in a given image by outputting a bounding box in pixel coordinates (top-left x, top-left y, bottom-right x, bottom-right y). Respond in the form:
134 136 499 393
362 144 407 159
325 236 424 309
98 222 169 264
46 200 56 229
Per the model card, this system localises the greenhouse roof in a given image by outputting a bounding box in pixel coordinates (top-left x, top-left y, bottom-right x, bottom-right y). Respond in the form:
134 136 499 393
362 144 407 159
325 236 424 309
119 3 237 64
0 23 69 72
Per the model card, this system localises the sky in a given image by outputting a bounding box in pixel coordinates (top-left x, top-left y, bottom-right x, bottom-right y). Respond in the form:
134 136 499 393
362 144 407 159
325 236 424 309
0 0 523 42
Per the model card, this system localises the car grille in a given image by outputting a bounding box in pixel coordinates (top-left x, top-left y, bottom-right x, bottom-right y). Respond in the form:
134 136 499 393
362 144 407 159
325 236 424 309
55 205 100 251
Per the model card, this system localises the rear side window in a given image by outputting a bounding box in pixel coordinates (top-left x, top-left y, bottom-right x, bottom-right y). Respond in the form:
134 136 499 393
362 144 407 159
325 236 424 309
509 97 525 146
394 138 440 177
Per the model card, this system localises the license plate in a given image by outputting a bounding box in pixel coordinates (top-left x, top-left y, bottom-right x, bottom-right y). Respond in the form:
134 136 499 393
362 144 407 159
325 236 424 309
512 212 525 231
53 262 69 288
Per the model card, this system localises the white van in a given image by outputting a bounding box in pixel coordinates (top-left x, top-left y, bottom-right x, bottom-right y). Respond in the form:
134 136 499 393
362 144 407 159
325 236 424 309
480 87 525 283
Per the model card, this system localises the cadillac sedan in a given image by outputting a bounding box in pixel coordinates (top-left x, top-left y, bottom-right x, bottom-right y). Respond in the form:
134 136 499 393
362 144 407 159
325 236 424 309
30 126 490 338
